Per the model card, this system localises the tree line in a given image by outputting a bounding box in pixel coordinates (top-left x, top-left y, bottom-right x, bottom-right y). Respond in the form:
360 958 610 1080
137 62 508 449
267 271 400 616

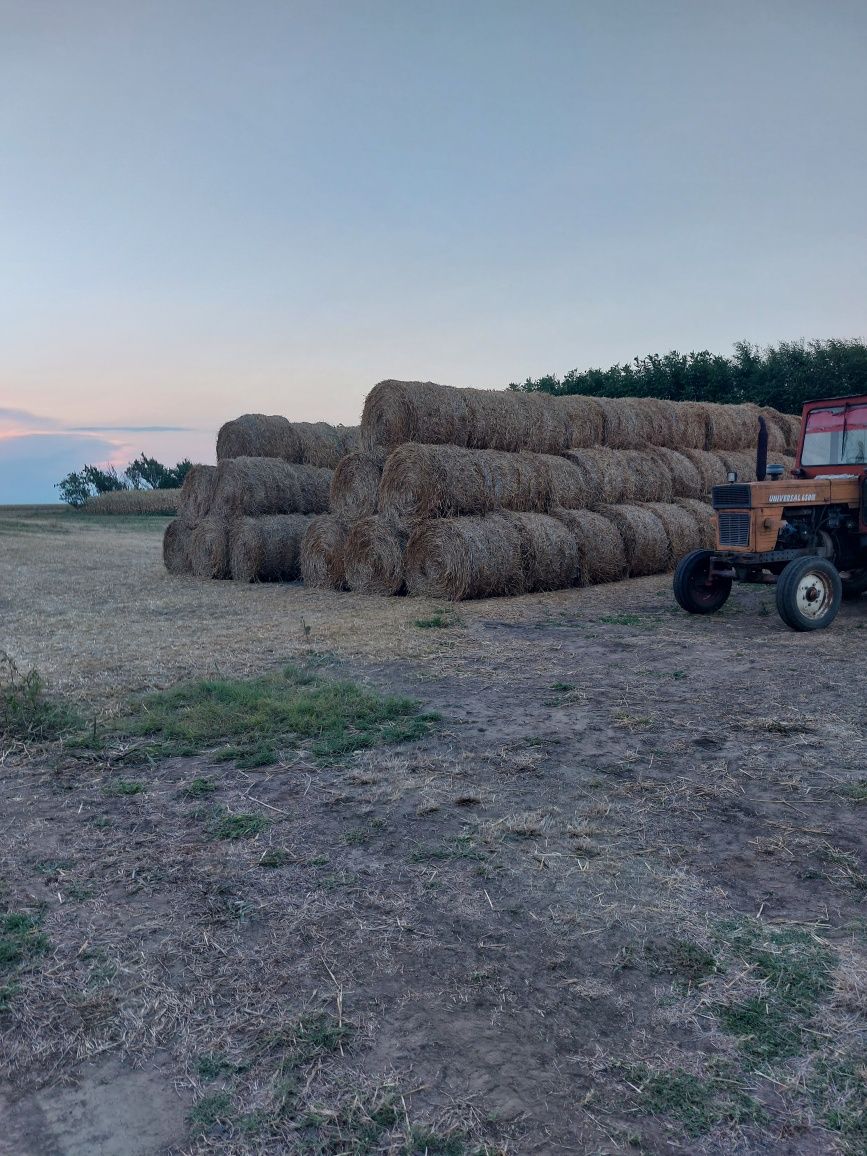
509 338 867 413
57 454 192 507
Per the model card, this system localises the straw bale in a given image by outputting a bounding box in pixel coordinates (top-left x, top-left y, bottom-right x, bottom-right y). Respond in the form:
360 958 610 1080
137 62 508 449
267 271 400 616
594 396 646 449
672 402 712 450
551 508 628 585
755 407 787 453
633 397 679 449
705 403 761 451
648 447 704 499
619 450 674 502
163 518 193 575
344 516 408 595
561 448 629 504
681 450 730 492
229 514 311 583
594 504 670 578
779 414 802 455
405 514 525 600
178 464 218 522
217 415 358 467
329 448 389 520
377 444 585 523
190 517 230 579
216 414 299 461
672 499 717 549
211 457 331 517
361 380 471 448
643 502 702 566
292 422 359 467
558 395 606 449
300 515 350 590
510 512 580 590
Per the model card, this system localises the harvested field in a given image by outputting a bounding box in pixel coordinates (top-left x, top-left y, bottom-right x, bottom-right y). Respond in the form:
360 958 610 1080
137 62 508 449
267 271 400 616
1 508 866 1156
84 488 182 515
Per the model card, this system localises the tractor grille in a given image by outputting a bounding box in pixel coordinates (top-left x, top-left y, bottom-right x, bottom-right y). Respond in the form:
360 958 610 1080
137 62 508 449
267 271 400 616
718 512 751 547
712 484 752 509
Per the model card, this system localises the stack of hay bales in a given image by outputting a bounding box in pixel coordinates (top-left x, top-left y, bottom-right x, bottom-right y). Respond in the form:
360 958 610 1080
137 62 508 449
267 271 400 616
301 380 798 600
163 417 357 581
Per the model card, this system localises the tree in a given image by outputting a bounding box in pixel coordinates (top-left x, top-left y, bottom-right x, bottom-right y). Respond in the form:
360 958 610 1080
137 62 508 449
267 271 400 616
56 456 193 505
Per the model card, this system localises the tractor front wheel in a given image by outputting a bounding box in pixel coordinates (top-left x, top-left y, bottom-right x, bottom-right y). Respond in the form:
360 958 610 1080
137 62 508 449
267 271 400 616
673 550 732 615
775 557 842 632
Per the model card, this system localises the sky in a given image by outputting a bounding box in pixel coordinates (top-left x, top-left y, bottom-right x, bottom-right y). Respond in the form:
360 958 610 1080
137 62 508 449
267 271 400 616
2 0 866 502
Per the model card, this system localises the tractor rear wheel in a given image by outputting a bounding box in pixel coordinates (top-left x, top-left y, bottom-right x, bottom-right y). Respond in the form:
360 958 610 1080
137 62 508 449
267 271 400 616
673 550 732 615
775 557 842 631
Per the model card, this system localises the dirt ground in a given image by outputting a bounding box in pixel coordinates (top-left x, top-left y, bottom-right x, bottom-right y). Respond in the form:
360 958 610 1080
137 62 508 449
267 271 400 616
1 508 865 1155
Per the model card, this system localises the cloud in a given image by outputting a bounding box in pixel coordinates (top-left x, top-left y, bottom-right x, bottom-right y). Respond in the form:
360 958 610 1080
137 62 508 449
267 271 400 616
0 432 121 504
0 405 216 502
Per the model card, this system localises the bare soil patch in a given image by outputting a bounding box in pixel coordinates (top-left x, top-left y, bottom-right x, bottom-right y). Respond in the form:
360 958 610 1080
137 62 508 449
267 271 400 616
1 509 865 1154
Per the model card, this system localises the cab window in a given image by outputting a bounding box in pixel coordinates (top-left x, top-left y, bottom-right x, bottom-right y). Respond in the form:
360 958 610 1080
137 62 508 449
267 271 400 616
842 404 867 464
801 407 844 465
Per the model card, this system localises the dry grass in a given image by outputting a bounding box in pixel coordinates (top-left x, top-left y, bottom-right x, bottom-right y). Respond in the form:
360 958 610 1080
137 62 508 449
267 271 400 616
84 489 181 515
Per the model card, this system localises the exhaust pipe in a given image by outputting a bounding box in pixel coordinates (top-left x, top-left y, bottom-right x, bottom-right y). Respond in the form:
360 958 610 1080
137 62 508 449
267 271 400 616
756 415 768 482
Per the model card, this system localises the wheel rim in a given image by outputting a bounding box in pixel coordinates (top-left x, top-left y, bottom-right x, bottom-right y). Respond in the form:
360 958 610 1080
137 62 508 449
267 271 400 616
795 570 834 620
689 563 725 606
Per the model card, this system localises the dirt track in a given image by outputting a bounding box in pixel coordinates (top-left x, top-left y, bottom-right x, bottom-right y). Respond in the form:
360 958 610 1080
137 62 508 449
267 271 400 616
1 512 865 1154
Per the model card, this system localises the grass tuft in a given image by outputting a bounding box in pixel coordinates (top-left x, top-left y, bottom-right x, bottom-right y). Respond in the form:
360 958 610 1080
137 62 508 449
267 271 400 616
0 652 80 742
86 664 437 767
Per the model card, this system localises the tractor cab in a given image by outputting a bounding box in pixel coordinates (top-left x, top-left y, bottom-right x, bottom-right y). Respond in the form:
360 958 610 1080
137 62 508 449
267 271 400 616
674 394 867 631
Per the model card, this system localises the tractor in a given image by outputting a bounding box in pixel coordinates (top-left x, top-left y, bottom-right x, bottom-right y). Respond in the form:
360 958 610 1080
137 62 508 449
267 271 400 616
674 394 867 631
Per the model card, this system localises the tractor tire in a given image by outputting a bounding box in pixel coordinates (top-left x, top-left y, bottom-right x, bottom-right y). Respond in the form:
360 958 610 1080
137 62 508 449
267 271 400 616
841 571 867 601
775 557 842 632
673 550 732 615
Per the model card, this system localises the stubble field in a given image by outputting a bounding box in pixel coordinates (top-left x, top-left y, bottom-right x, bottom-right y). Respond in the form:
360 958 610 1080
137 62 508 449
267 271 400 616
0 506 865 1155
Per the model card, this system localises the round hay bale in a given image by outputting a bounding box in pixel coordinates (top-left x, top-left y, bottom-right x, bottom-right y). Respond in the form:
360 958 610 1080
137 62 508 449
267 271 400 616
594 504 670 578
405 513 526 600
377 444 582 523
163 518 193 575
177 464 218 522
558 395 605 449
595 396 645 449
300 515 350 590
681 450 729 493
190 517 230 579
717 450 759 482
778 414 802 455
619 450 674 502
361 380 471 449
633 397 679 448
510 512 580 590
216 414 300 461
705 403 761 451
551 508 628 585
648 447 704 499
229 514 311 583
643 502 702 566
329 448 388 520
211 457 331 517
561 448 629 504
344 516 408 595
292 422 358 468
672 498 717 549
755 407 787 453
672 402 711 450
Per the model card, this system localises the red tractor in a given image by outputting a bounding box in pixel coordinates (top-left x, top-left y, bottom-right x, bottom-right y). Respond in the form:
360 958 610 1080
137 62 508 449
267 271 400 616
674 394 867 631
